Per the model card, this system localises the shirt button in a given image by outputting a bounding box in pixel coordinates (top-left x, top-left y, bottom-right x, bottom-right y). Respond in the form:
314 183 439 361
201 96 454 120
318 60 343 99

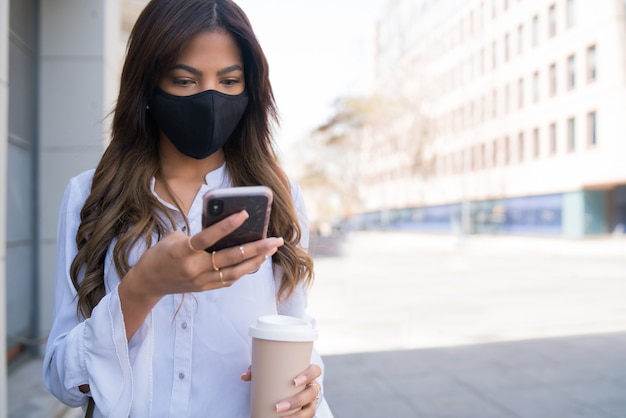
182 226 187 232
181 322 188 329
179 372 185 380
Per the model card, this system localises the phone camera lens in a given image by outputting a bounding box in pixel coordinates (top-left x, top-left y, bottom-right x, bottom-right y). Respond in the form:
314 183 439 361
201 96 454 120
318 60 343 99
209 199 223 216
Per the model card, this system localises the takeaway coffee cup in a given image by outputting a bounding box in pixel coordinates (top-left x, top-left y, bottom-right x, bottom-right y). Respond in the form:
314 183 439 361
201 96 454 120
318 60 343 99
249 314 318 418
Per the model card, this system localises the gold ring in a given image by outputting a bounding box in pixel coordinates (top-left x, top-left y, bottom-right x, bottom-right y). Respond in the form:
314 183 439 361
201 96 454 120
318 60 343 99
239 246 245 261
309 382 321 400
188 237 198 252
219 270 226 285
211 251 219 271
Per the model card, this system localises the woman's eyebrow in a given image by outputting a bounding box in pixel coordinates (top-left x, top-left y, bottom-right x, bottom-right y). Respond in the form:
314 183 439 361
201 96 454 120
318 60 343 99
171 63 202 76
217 64 244 76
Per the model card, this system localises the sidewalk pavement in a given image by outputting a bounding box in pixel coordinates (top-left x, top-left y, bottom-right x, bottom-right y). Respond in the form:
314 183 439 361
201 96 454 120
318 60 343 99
322 332 626 417
308 231 626 417
7 358 82 418
7 232 626 417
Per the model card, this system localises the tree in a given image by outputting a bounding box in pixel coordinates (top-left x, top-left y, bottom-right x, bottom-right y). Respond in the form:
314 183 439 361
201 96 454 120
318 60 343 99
292 96 375 224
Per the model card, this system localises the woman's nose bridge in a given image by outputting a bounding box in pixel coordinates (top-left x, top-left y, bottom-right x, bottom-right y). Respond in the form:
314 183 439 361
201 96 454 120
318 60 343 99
201 76 218 92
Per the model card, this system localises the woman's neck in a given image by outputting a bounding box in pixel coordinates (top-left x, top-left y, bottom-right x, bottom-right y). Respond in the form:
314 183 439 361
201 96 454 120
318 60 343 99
156 135 225 214
158 136 224 182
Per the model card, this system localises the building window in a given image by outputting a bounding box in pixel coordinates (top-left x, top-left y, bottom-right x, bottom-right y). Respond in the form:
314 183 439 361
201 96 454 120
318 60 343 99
518 77 524 108
460 17 465 41
533 127 540 158
481 95 486 122
492 0 497 19
470 146 477 171
517 24 524 55
480 48 485 75
587 45 597 82
492 139 499 166
567 117 576 152
492 40 497 69
567 54 576 89
492 89 498 118
533 71 540 102
505 84 511 113
566 0 576 27
451 154 456 175
518 131 525 162
532 15 540 47
549 122 557 154
480 143 486 168
504 33 510 62
480 1 485 27
549 4 557 38
505 136 510 164
588 111 597 146
549 63 557 96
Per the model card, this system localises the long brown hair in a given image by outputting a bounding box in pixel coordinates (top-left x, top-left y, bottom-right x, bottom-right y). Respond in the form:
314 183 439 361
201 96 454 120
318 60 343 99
71 0 314 319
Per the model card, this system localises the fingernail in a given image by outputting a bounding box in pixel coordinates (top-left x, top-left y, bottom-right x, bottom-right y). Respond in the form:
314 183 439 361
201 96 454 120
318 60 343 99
240 373 247 380
293 375 307 386
265 246 279 259
240 210 250 219
268 237 284 246
275 401 290 413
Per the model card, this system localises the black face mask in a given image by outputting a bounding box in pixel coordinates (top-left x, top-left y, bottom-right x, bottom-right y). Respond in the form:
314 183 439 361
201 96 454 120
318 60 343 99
149 88 249 159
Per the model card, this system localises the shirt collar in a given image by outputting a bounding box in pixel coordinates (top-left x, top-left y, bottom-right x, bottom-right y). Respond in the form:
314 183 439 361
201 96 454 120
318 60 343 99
149 162 230 212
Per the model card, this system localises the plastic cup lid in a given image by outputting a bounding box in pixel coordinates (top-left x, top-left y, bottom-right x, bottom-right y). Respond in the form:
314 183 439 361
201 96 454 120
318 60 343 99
249 314 318 342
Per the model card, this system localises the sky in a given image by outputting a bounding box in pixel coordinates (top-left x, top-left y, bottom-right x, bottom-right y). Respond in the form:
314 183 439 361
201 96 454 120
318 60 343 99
235 1 388 151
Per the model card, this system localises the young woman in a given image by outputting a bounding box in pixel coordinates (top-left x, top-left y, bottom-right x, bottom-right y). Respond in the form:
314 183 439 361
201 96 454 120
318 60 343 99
42 0 333 416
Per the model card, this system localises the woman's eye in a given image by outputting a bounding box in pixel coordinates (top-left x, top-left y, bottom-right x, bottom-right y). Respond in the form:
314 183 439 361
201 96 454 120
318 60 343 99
172 79 194 86
221 79 240 87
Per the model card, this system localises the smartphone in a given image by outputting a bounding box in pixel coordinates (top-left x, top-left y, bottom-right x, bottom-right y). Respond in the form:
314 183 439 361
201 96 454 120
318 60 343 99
202 185 273 252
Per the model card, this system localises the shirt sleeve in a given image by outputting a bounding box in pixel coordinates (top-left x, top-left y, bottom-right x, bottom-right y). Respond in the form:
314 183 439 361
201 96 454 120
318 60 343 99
41 172 150 417
275 180 311 317
275 181 334 418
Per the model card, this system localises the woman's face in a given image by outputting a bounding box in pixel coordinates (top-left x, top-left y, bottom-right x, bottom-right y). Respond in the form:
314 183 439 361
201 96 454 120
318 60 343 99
158 30 245 96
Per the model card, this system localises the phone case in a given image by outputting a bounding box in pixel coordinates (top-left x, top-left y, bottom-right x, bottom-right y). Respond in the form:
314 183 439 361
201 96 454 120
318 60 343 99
202 186 273 252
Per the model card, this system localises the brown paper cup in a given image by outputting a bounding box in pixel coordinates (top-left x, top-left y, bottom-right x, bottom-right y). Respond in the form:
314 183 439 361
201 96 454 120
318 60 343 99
249 315 318 418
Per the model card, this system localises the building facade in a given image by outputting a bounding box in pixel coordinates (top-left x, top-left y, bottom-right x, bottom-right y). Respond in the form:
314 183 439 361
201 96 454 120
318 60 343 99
0 0 147 415
356 0 626 237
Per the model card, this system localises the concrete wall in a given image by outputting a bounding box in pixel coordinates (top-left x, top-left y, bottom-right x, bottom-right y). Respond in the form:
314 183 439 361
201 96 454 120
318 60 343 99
1 0 9 413
37 0 120 337
6 0 38 360
1 0 123 414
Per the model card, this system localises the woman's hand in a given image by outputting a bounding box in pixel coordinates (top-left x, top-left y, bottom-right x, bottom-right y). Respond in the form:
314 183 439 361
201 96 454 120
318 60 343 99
132 210 282 296
241 364 323 418
118 210 284 338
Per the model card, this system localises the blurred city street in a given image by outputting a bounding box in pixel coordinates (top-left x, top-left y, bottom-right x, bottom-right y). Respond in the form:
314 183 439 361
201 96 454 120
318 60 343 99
309 231 626 417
